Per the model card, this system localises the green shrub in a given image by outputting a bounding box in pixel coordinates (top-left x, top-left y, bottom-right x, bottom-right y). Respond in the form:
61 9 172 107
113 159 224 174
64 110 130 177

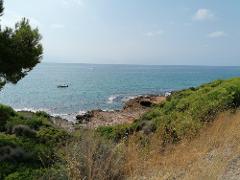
0 133 19 147
0 162 18 179
0 105 16 131
96 124 132 141
134 120 156 135
0 109 70 179
12 125 36 138
5 168 42 180
37 127 69 144
0 144 29 162
0 133 39 164
37 165 68 180
36 111 51 119
100 78 240 144
136 78 240 142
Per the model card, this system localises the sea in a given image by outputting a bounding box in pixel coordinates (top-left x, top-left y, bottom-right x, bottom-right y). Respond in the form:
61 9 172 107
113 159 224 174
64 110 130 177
0 63 240 121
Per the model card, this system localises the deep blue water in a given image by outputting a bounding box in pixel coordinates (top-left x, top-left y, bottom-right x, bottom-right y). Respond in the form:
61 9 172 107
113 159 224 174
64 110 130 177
0 63 240 121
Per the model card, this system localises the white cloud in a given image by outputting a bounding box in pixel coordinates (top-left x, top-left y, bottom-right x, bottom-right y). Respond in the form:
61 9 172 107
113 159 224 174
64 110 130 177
144 30 164 37
50 24 65 29
1 10 41 28
208 31 227 38
193 9 214 21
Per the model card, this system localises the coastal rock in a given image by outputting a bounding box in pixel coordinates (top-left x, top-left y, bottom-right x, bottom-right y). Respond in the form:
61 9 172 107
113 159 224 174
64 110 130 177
124 95 163 110
76 111 94 123
140 99 152 107
123 96 146 110
75 95 166 128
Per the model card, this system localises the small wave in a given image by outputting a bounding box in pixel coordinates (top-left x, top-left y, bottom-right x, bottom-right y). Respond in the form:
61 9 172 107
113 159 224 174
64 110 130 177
121 95 139 102
102 109 115 112
107 94 142 104
52 113 76 122
54 110 89 122
78 110 87 115
107 95 119 104
164 91 172 97
15 107 49 113
52 113 69 117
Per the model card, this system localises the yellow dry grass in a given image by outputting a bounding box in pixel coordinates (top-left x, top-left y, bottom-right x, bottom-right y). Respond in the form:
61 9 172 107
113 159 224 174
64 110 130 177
125 110 240 180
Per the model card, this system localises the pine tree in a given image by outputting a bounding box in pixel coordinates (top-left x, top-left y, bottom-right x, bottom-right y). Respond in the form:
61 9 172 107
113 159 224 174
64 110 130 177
0 0 43 89
0 0 3 16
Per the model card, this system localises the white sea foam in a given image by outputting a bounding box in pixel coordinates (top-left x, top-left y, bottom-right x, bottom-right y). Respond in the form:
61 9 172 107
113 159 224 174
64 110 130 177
55 110 89 122
164 91 172 97
52 113 69 117
121 95 139 102
15 107 49 113
52 112 78 122
107 95 140 104
107 95 119 104
78 110 87 115
102 109 115 112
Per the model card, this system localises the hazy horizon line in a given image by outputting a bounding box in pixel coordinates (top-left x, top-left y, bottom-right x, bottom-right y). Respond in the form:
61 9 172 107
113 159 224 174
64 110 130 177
41 61 240 67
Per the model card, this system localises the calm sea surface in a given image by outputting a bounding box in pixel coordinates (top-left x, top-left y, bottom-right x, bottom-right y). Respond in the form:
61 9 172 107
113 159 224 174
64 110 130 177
0 63 240 121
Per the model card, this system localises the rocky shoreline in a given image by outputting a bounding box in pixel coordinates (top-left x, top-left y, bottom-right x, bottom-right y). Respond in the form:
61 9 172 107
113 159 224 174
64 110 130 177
18 95 166 130
76 95 166 128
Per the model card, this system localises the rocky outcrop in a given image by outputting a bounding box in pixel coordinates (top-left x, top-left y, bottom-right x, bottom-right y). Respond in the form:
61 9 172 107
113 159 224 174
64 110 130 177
76 95 166 128
123 95 164 110
76 111 94 123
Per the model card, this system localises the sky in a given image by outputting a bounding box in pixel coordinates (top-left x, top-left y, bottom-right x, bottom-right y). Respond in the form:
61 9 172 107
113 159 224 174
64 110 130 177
1 0 240 65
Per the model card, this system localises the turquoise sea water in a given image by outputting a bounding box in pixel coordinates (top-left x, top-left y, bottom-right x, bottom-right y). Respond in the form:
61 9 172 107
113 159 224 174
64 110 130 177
0 63 240 121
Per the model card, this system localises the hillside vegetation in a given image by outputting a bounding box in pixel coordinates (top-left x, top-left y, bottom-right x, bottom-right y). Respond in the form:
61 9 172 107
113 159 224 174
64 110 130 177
98 78 240 143
1 77 240 179
0 108 69 179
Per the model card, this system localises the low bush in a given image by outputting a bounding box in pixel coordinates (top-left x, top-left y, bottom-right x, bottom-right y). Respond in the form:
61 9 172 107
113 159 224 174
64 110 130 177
0 109 70 179
0 145 29 162
135 78 240 142
4 168 43 180
12 125 36 138
64 131 125 180
98 78 240 144
0 105 16 131
96 124 133 142
37 127 69 144
36 111 51 119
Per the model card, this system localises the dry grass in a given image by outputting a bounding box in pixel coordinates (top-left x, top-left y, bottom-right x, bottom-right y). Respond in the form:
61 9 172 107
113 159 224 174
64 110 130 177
64 131 125 180
62 110 240 180
124 110 240 180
